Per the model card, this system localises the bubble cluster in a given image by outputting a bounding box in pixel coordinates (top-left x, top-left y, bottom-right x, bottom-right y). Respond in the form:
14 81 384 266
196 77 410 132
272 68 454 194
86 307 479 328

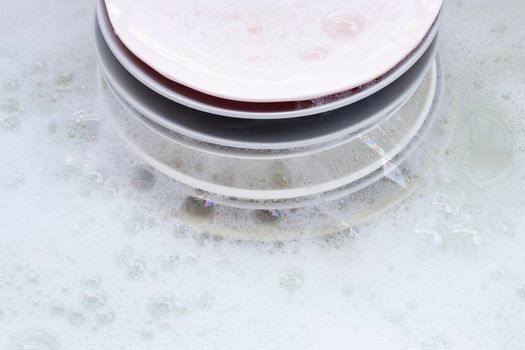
56 72 75 92
116 248 147 279
182 197 215 221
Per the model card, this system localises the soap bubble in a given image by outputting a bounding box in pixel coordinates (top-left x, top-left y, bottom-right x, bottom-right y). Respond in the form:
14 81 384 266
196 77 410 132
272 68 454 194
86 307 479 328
279 269 304 292
322 8 364 41
80 288 108 309
147 296 174 319
56 72 75 92
66 310 86 325
95 310 116 325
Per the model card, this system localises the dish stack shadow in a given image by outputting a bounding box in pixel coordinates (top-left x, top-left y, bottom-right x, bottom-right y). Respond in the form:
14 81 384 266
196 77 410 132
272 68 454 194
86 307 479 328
95 0 444 211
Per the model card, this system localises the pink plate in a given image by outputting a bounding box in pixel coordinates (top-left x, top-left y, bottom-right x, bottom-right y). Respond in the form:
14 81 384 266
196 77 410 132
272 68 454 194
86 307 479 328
105 0 442 103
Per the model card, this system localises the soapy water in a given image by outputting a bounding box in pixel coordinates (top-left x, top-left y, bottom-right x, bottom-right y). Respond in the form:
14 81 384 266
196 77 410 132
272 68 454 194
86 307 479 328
2 0 525 349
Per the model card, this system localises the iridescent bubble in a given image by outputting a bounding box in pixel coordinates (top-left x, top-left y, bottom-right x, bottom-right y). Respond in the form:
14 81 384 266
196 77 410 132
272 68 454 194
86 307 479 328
322 8 364 41
183 197 215 219
345 224 359 238
254 210 281 225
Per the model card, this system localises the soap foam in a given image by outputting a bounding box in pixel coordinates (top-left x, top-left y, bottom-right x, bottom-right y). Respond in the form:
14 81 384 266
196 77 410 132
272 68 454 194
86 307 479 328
1 0 525 349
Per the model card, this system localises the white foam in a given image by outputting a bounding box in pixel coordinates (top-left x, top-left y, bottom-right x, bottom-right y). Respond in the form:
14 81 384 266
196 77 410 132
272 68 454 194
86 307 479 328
1 0 525 349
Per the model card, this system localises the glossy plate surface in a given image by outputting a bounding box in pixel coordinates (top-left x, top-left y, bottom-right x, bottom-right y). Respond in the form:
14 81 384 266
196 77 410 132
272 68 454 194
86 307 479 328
97 0 440 119
95 22 438 150
104 0 442 102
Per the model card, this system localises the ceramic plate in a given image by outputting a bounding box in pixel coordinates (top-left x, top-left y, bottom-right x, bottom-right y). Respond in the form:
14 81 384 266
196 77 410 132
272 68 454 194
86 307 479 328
97 0 440 119
104 0 442 102
95 22 438 150
101 59 440 202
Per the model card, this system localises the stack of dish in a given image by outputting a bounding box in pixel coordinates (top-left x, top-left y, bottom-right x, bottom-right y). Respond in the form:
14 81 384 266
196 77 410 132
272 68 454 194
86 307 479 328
96 0 444 210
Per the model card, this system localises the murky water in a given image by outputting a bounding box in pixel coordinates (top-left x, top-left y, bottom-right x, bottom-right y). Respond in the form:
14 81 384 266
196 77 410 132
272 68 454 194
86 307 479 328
1 0 525 349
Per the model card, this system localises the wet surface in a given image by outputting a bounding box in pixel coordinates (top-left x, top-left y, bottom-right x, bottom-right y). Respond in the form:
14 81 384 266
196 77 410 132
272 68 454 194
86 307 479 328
1 0 525 349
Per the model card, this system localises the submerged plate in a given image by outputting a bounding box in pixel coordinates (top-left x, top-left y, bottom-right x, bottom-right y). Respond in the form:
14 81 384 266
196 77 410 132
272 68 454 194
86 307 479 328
104 0 442 102
101 60 439 203
97 0 440 119
95 22 438 150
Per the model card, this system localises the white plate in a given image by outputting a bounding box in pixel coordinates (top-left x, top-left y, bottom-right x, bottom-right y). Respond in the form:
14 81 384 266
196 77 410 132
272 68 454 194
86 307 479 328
101 60 439 202
104 0 442 102
95 22 438 150
97 0 440 119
